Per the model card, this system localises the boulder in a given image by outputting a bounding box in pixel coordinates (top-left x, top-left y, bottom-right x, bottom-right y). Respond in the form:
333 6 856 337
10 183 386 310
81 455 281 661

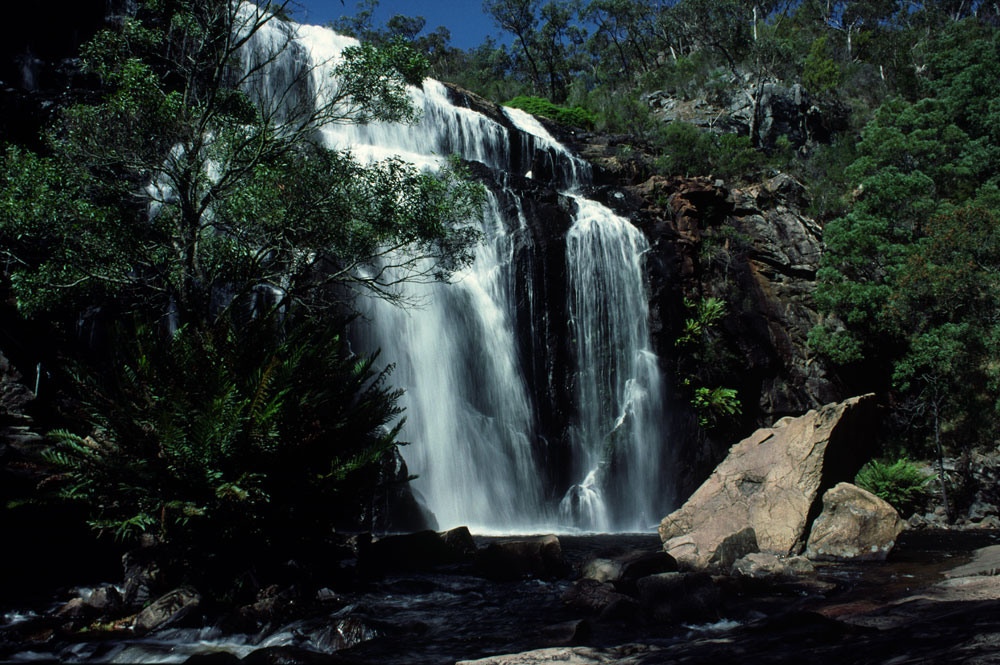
540 619 590 646
54 597 96 624
561 579 638 621
85 585 123 613
580 550 677 588
122 543 168 607
476 535 569 580
366 446 438 532
364 528 473 573
457 645 662 665
659 394 877 569
440 526 478 558
731 552 815 581
133 587 201 634
635 572 721 623
805 483 904 562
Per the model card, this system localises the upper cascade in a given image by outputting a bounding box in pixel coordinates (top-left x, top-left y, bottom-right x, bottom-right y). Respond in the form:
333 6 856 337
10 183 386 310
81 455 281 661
240 11 673 533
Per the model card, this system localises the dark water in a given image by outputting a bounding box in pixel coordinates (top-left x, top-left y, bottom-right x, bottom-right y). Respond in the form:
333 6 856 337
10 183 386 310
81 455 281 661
2 531 997 664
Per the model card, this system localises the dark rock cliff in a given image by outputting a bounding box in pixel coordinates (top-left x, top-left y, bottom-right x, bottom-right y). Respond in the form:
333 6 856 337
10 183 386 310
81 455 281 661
444 84 842 501
630 172 842 495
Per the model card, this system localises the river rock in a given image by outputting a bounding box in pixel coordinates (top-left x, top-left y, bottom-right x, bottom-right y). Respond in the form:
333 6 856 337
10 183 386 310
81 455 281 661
806 483 903 562
476 535 569 580
54 597 96 624
946 545 1000 578
122 544 168 608
561 579 638 621
364 528 472 573
580 550 677 588
456 643 662 665
541 619 590 646
731 552 815 580
440 526 478 557
635 572 721 623
85 585 123 613
133 587 201 634
659 394 877 569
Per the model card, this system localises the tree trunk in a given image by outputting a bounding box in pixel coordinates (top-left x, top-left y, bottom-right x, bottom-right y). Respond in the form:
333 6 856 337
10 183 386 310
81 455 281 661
933 398 953 522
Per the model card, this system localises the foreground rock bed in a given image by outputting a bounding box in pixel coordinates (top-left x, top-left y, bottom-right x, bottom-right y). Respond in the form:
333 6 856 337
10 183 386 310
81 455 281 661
2 530 999 664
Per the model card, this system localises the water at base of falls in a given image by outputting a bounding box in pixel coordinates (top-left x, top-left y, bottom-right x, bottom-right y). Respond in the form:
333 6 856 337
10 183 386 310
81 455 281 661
250 14 673 533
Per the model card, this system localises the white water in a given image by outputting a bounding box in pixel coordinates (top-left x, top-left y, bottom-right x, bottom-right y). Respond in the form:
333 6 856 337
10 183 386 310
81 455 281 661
246 13 672 532
562 195 667 530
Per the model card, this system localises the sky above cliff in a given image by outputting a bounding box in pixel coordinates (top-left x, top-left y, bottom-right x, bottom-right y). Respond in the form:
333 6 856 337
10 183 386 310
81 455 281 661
291 0 498 49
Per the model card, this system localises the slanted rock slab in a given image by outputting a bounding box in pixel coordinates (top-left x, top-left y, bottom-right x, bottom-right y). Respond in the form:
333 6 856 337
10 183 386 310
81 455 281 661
659 394 877 569
946 545 1000 578
456 643 662 665
806 483 903 562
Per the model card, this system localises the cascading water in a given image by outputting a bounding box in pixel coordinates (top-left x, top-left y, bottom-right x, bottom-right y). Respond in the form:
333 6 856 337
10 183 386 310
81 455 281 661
561 195 667 531
247 13 673 532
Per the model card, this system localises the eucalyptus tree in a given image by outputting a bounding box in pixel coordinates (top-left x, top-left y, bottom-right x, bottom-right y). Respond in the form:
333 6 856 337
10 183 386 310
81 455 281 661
1 0 482 325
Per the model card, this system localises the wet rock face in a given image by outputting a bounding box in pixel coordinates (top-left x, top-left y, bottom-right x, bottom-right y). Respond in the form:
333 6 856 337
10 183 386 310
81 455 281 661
806 483 904 562
640 173 841 430
0 350 33 420
659 395 877 570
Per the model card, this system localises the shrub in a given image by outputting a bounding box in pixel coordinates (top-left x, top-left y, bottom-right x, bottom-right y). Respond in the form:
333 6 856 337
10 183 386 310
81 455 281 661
504 95 597 129
653 122 763 181
854 458 936 516
654 121 715 177
803 36 842 94
42 311 403 586
691 386 742 429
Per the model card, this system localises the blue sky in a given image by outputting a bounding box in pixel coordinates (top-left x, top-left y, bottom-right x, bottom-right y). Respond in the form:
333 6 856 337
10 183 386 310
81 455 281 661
290 1 500 49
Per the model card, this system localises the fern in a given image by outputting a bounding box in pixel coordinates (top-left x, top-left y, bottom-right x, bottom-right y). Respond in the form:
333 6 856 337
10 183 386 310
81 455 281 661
40 310 407 582
855 458 935 516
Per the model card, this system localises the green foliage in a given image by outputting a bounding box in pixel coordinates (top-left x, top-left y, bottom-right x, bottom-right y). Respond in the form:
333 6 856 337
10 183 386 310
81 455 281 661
42 314 402 573
0 5 483 323
675 297 741 430
802 36 842 94
676 297 725 347
1 0 487 589
691 386 742 429
855 458 935 516
504 95 597 128
654 122 714 177
653 122 762 181
811 18 1000 456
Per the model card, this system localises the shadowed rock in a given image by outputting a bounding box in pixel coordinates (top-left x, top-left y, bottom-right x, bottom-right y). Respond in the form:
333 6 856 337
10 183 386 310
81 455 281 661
476 535 569 581
134 587 200 635
806 483 904 562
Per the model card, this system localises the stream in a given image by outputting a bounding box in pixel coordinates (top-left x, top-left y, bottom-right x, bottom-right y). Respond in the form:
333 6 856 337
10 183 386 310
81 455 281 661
2 530 998 664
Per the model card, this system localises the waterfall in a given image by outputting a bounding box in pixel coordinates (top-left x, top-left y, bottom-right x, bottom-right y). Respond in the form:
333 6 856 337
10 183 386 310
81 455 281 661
248 14 673 532
562 195 667 530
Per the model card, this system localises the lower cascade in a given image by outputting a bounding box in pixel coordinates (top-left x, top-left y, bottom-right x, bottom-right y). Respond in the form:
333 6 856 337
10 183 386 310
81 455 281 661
264 16 673 533
561 195 669 531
